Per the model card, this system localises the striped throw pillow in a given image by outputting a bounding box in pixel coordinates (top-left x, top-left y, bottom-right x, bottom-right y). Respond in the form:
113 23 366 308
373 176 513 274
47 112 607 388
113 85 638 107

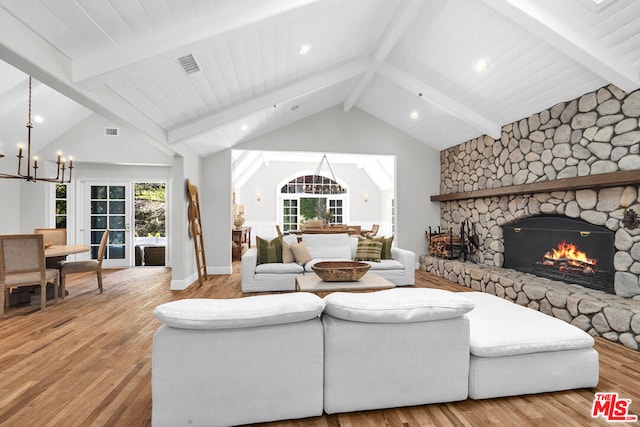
371 236 393 260
355 238 382 262
256 236 283 265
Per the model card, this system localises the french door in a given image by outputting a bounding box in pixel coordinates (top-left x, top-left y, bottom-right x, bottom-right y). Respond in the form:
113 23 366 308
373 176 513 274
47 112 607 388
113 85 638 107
84 182 131 268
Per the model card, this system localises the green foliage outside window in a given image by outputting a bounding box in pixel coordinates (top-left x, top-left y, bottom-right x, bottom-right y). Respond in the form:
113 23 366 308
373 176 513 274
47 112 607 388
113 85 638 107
135 183 166 237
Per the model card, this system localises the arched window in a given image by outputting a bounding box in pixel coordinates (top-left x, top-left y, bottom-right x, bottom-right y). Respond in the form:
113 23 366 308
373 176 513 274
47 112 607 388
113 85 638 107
279 174 348 232
280 174 346 194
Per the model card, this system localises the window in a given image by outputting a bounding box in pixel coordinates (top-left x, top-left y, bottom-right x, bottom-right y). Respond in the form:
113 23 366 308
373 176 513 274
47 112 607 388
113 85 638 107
280 175 346 195
282 199 298 232
328 199 343 224
55 184 67 228
279 174 348 228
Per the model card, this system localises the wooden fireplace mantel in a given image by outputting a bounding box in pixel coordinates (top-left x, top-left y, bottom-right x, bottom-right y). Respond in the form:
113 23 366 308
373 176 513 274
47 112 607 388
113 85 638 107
430 170 640 202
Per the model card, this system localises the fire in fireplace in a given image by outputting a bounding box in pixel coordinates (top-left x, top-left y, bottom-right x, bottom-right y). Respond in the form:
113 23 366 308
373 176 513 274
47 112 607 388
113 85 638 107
541 240 597 274
504 215 614 294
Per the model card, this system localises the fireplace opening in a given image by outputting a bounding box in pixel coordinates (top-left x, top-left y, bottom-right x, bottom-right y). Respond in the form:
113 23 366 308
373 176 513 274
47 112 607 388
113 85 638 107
503 215 614 294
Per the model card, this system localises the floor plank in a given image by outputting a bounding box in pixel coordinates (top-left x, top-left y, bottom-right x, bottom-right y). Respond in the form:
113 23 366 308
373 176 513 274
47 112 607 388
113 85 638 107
0 265 638 426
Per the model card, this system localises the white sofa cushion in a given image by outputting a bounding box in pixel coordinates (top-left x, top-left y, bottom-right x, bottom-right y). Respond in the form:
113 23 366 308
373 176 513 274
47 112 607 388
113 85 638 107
323 288 474 323
464 292 594 357
255 262 304 274
302 233 351 260
365 259 404 270
154 293 325 330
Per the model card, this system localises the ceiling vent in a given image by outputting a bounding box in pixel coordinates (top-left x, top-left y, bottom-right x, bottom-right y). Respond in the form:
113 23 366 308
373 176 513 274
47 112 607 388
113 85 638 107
178 54 201 74
104 127 119 136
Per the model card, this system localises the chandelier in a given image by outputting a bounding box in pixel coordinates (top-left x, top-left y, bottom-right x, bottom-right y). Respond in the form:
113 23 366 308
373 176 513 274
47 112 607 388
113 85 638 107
309 154 343 194
0 76 73 183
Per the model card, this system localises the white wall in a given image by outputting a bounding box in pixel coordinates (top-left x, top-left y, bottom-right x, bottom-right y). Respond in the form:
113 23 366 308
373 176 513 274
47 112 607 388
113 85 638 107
201 149 232 274
38 114 173 166
202 106 441 272
237 158 386 238
0 178 22 234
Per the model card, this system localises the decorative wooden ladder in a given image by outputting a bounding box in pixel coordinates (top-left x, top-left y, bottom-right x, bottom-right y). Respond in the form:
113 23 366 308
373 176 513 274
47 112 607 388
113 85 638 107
187 180 208 286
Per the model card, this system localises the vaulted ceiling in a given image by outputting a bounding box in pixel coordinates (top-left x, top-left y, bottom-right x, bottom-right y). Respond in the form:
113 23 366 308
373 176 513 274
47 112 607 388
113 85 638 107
0 0 639 159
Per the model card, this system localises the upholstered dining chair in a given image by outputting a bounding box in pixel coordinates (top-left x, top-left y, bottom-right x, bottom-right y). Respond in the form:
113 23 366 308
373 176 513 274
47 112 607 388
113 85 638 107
35 228 68 269
0 234 59 316
34 228 67 245
60 229 109 296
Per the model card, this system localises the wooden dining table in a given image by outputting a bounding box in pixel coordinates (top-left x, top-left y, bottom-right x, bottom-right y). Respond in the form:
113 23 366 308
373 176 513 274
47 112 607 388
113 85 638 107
45 244 90 258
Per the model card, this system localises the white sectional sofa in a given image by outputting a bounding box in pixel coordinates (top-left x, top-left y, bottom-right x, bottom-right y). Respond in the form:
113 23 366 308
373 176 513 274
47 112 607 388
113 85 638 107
151 288 599 426
241 233 415 292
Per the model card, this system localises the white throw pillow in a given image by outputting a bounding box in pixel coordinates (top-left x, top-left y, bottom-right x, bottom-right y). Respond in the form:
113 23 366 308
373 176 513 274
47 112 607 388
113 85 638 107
154 293 325 330
302 233 351 260
323 288 475 323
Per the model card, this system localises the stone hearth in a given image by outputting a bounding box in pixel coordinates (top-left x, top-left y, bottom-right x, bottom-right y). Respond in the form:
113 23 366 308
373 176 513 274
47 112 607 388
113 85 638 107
420 255 640 351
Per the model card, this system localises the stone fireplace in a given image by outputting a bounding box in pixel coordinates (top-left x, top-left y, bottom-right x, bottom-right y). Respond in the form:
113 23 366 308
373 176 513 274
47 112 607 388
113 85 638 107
434 84 640 298
503 215 615 294
420 83 640 351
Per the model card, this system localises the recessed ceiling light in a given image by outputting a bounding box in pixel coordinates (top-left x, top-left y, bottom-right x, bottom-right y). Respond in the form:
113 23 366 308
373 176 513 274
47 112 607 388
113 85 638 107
241 125 249 131
474 59 489 72
299 44 312 55
33 115 45 123
410 111 419 119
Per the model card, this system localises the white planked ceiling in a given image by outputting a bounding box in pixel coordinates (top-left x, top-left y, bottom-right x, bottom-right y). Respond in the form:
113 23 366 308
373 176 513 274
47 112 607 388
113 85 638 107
0 0 639 159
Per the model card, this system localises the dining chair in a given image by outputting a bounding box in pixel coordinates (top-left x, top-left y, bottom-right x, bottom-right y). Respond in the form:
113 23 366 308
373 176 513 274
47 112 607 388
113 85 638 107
60 229 109 296
363 224 380 237
35 228 68 270
34 228 67 245
0 234 59 316
275 225 284 237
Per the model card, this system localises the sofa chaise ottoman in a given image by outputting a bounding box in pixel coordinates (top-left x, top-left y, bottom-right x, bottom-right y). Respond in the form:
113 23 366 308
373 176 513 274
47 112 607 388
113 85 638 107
463 292 599 400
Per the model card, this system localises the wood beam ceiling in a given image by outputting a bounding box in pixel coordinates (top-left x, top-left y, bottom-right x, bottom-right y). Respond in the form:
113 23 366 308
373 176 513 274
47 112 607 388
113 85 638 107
168 58 370 144
343 0 424 112
379 64 502 139
72 0 323 90
481 0 640 93
0 7 173 154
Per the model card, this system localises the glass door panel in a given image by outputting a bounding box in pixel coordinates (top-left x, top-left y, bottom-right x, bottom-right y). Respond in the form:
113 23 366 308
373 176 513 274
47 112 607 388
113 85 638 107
87 183 130 267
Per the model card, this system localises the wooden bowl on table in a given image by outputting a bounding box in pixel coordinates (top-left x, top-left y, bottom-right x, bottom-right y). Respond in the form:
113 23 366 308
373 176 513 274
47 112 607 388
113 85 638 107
311 261 371 282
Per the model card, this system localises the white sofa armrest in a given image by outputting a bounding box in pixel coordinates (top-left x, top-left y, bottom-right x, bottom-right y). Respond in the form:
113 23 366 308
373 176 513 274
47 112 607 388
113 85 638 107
241 248 258 284
391 247 416 286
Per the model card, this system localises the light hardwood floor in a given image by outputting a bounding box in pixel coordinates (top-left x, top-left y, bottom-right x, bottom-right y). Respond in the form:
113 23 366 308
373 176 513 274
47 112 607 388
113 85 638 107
0 264 638 426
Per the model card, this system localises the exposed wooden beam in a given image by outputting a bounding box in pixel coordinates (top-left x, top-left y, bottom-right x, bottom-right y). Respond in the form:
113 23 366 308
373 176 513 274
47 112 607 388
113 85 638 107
379 64 502 139
168 59 369 144
481 0 640 93
343 0 424 112
72 0 322 89
0 7 173 154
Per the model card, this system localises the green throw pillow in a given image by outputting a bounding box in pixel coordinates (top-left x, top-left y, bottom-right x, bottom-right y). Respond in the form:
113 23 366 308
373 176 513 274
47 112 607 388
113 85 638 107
355 238 382 262
256 236 283 265
371 236 393 260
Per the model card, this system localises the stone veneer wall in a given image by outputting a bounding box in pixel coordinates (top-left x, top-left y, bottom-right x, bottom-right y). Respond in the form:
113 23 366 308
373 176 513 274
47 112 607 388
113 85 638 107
438 84 640 298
